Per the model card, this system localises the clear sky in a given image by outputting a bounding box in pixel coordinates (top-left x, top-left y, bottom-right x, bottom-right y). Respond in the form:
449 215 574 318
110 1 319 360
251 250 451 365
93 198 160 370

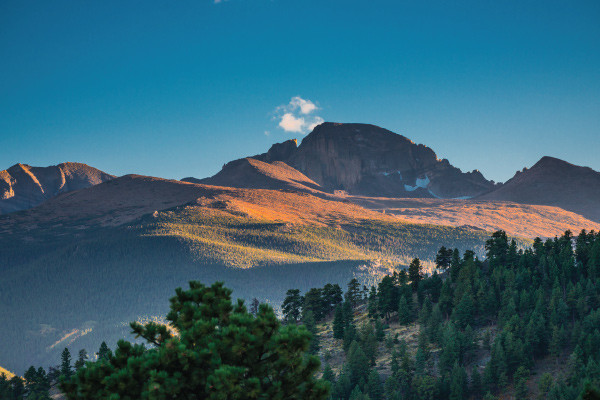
1 0 599 183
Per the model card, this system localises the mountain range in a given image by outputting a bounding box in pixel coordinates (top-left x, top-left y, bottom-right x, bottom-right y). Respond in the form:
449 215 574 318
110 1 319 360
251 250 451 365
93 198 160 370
1 121 599 373
0 162 113 214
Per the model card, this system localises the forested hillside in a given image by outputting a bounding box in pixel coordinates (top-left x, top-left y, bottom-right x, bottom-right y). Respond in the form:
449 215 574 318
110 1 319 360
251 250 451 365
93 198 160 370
280 230 600 399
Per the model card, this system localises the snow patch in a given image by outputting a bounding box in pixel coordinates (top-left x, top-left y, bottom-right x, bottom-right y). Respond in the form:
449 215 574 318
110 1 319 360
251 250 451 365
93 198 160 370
405 175 430 191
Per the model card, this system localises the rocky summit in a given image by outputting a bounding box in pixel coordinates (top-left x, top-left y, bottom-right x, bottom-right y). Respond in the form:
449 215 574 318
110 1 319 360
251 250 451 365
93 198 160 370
198 122 497 199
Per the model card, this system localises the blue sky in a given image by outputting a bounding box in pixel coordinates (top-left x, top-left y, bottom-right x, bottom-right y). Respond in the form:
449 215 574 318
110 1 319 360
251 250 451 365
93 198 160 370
1 0 598 183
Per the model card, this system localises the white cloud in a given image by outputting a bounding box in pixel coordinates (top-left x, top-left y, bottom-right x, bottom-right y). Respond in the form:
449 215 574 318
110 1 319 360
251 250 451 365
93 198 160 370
274 96 323 134
279 113 305 133
290 96 317 114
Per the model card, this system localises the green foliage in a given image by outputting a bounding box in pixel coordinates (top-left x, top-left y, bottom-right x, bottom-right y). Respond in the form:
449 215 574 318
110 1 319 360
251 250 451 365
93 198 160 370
333 305 346 339
283 288 304 323
61 281 329 399
309 229 600 400
408 258 423 291
60 347 72 380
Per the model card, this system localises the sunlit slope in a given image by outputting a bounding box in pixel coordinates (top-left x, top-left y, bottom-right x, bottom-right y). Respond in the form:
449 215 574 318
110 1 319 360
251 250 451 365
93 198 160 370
0 365 16 379
0 175 505 373
351 196 600 238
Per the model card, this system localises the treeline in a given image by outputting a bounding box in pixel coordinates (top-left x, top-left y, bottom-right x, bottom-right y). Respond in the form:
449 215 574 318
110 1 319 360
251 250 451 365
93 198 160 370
0 343 110 400
282 230 600 400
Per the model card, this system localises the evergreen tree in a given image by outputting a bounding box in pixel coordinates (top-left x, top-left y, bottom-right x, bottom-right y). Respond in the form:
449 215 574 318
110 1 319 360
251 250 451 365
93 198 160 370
377 276 398 319
408 258 423 291
304 288 326 321
366 369 383 400
513 366 529 399
435 246 453 271
62 281 329 399
449 362 468 400
303 310 320 355
9 376 25 400
367 286 378 319
398 295 411 325
334 367 353 400
60 347 73 380
333 305 346 339
97 342 110 361
74 349 88 371
323 283 344 313
282 288 304 323
347 341 370 387
346 278 362 307
348 385 369 400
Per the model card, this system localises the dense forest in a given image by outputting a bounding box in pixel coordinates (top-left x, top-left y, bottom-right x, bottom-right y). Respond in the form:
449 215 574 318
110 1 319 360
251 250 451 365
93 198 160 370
280 230 600 399
2 229 599 399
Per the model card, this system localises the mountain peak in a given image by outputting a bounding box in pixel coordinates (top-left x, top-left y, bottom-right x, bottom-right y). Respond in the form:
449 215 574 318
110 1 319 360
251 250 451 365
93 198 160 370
303 122 415 146
480 157 600 222
0 162 114 214
533 156 573 169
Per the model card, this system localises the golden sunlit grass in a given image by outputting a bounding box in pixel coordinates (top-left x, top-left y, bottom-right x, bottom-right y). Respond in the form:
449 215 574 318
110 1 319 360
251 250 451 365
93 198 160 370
0 365 16 379
141 200 502 268
351 196 600 238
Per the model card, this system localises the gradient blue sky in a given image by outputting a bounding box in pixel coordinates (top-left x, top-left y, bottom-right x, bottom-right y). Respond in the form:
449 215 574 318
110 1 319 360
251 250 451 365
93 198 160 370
1 0 599 183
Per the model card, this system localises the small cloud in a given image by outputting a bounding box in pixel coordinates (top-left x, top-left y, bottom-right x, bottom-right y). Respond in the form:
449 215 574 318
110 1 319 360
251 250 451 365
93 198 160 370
279 113 305 133
274 96 323 134
290 96 317 114
264 130 270 136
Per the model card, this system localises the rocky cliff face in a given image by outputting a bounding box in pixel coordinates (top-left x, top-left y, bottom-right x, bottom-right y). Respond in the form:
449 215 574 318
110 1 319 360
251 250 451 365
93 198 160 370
285 123 496 198
0 162 114 214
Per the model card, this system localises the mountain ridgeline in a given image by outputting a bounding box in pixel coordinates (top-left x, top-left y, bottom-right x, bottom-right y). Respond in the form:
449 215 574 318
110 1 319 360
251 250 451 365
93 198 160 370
189 123 497 199
0 162 114 214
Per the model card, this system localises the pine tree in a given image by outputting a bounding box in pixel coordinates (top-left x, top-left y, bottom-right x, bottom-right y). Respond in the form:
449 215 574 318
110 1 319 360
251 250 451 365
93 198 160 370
62 281 329 399
97 342 110 361
346 278 362 307
435 246 453 270
366 369 383 400
449 362 468 400
282 288 304 323
377 275 398 319
398 295 411 325
303 310 321 355
333 305 345 339
347 341 370 386
60 347 73 380
408 258 423 291
74 349 88 371
513 366 529 399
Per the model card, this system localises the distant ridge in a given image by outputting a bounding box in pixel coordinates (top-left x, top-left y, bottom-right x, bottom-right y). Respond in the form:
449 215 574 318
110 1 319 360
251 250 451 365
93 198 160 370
0 162 114 214
479 156 600 222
